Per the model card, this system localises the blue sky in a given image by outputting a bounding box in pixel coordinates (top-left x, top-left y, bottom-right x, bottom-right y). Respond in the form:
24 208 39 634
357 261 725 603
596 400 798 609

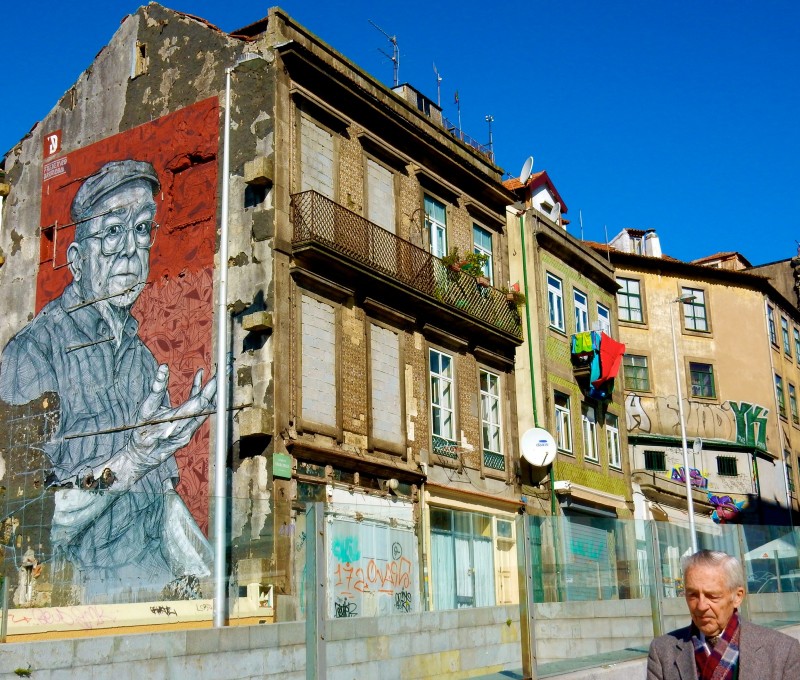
3 1 798 266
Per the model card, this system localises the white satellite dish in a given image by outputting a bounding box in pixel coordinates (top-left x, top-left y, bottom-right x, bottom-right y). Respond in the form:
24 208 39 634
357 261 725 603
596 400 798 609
520 427 557 467
519 156 534 185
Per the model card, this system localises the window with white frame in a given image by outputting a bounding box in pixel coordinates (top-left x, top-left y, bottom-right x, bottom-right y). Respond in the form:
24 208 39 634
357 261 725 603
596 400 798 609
430 349 455 455
617 278 643 323
789 383 799 425
776 374 787 419
782 317 792 357
473 225 494 284
768 305 777 346
480 370 503 470
574 289 589 333
605 414 621 469
681 287 709 332
582 405 598 462
425 195 447 259
794 328 800 364
596 303 611 335
554 391 572 452
548 273 565 331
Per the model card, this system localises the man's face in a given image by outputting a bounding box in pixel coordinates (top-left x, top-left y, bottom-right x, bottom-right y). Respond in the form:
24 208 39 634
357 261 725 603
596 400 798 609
684 564 745 638
71 180 156 308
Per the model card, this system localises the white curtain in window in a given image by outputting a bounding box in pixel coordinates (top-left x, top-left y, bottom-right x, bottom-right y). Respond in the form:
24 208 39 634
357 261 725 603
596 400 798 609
431 532 455 610
473 537 496 607
455 536 473 605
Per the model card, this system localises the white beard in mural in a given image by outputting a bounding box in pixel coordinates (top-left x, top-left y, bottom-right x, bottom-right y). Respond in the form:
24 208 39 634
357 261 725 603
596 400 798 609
0 160 217 603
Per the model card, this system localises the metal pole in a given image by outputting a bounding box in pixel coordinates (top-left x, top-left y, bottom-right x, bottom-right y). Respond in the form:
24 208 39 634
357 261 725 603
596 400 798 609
646 520 664 638
213 65 232 628
306 504 327 680
0 576 7 643
516 513 538 680
670 300 698 552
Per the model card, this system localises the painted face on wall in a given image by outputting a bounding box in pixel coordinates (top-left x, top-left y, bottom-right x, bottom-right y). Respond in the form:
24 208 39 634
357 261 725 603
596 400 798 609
69 180 156 308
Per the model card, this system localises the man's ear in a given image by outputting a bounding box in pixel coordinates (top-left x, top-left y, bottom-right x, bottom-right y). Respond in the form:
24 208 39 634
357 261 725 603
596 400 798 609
67 243 81 281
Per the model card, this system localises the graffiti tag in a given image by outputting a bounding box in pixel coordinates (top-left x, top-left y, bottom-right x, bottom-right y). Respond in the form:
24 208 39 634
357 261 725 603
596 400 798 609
729 402 769 449
331 535 362 564
150 605 178 617
671 466 709 489
333 556 413 595
394 590 412 613
333 597 358 618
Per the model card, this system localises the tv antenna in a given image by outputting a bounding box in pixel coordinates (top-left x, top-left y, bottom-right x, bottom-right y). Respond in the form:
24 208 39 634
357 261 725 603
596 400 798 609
369 20 399 87
433 63 442 107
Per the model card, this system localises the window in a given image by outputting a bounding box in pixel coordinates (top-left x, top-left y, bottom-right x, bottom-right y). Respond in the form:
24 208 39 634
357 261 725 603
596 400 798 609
606 414 621 469
782 317 792 356
644 450 666 472
623 354 651 392
689 362 716 399
717 456 738 477
681 287 709 332
617 278 643 323
547 273 565 332
790 384 799 425
768 305 777 346
366 158 395 233
425 195 447 259
430 508 496 610
786 454 795 494
776 374 787 419
582 405 598 462
554 391 572 452
370 324 403 446
301 295 337 428
430 349 455 455
794 329 800 364
574 289 589 333
596 303 611 335
480 369 503 471
472 225 493 284
300 115 335 199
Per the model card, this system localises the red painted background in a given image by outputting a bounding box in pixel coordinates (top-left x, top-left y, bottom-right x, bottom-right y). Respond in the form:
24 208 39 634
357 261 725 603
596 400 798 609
37 98 219 532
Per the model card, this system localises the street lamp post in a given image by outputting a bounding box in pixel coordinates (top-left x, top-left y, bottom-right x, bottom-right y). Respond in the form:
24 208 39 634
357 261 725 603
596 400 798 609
669 295 699 553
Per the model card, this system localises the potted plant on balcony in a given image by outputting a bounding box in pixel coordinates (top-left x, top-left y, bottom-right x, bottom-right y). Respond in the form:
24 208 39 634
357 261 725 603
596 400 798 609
440 248 462 272
501 285 526 307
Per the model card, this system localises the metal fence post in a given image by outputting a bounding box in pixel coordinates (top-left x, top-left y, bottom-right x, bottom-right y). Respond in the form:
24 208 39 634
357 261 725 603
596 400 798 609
646 520 664 639
735 524 751 622
516 512 538 680
305 503 326 680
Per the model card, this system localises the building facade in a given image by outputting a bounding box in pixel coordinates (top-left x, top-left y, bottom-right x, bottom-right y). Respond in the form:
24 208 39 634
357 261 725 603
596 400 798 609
0 3 525 630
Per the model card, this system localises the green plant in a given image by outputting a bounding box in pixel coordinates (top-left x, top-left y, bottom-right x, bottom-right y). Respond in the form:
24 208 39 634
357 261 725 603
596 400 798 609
14 666 32 678
440 247 461 270
459 251 489 277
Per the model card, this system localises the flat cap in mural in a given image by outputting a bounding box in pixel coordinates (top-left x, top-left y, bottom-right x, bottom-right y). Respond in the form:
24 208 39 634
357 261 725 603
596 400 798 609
71 159 161 224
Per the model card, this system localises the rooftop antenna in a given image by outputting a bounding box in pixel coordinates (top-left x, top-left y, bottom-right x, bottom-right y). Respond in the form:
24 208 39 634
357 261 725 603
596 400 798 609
369 20 399 87
433 63 442 107
579 210 584 241
604 224 611 262
485 115 494 162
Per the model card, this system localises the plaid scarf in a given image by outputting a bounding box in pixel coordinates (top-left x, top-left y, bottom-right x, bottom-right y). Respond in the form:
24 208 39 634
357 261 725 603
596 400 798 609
691 611 740 680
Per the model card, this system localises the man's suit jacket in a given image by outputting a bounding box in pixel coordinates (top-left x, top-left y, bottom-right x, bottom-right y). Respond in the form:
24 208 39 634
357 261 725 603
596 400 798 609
647 621 800 680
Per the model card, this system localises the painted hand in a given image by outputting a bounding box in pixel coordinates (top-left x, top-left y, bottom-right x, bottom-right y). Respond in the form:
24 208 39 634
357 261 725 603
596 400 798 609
128 364 217 473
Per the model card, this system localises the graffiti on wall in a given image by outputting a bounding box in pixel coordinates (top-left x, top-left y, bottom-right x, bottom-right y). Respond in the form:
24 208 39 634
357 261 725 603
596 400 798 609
670 467 709 489
328 520 417 618
0 99 219 604
625 394 769 449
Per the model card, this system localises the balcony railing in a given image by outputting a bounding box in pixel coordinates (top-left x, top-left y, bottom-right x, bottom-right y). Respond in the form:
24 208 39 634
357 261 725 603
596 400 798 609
291 191 521 338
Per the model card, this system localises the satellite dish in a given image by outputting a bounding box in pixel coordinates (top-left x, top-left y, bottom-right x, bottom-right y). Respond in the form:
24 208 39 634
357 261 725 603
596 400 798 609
520 427 557 467
519 156 534 185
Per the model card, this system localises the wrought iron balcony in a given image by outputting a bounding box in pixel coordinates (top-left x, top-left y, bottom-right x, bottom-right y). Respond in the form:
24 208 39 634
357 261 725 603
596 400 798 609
290 191 521 340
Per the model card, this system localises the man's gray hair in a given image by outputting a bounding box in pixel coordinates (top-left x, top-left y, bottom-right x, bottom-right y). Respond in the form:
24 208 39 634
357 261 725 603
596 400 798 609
681 550 745 591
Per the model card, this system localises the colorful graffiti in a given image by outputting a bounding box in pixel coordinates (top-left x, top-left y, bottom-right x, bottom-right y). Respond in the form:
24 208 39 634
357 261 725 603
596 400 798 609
0 99 219 603
328 520 417 618
670 466 709 489
625 394 769 449
708 493 747 524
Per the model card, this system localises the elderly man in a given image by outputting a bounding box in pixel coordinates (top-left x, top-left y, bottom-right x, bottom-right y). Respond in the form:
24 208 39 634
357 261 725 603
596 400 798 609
0 159 216 601
647 550 800 680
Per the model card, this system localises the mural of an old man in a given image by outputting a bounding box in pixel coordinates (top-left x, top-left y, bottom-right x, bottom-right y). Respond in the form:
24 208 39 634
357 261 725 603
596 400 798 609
0 159 216 601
